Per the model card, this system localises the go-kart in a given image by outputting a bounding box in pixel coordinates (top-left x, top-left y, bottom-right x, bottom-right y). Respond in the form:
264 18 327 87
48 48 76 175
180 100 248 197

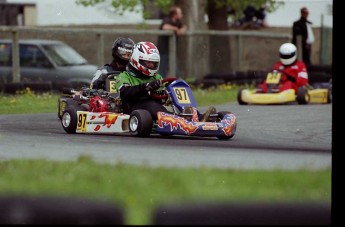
59 76 237 140
237 71 332 105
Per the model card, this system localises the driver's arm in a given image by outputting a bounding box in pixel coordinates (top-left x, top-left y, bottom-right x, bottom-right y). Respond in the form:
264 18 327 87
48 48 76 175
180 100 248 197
118 83 149 102
284 72 297 83
91 69 108 89
119 79 163 102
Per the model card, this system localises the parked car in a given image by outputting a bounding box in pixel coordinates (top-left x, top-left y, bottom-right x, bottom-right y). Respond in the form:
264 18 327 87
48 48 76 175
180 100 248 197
0 39 98 92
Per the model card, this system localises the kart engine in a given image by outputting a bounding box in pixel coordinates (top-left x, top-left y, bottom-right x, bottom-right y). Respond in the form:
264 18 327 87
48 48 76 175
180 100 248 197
88 96 109 112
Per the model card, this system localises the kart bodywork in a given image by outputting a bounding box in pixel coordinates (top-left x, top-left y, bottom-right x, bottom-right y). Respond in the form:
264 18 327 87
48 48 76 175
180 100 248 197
156 110 236 138
59 76 237 140
61 110 130 134
237 71 332 105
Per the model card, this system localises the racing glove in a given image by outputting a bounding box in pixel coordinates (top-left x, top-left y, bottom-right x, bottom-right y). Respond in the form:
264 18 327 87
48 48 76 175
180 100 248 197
145 80 162 91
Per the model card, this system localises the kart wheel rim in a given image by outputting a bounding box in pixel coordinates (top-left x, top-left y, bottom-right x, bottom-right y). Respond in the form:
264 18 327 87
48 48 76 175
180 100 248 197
62 113 71 127
129 116 139 131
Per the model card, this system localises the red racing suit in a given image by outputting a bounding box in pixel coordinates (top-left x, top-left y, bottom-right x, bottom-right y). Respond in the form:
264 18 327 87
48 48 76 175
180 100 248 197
261 60 309 93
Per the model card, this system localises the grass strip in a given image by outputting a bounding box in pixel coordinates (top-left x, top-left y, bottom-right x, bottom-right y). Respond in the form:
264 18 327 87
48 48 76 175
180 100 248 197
0 158 331 225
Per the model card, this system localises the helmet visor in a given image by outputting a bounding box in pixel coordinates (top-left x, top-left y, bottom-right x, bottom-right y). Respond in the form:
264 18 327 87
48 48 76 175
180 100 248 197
117 47 132 60
140 59 159 70
280 52 295 59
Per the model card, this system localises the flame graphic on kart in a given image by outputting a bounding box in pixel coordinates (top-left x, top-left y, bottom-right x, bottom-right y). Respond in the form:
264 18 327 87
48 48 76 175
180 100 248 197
93 113 118 131
157 112 198 135
157 111 237 137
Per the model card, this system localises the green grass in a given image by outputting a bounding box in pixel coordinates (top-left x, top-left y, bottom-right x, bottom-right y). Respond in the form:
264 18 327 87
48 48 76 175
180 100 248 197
0 88 59 114
0 158 331 225
192 83 239 106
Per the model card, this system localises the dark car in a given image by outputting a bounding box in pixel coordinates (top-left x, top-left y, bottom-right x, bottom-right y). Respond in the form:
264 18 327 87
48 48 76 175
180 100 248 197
0 39 98 92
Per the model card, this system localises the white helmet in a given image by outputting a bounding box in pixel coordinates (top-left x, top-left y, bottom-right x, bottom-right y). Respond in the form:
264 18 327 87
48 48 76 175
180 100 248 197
279 43 297 65
130 41 160 76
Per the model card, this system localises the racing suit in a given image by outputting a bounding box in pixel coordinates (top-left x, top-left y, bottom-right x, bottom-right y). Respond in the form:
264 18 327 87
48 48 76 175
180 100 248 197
260 60 309 93
90 60 125 90
115 65 168 120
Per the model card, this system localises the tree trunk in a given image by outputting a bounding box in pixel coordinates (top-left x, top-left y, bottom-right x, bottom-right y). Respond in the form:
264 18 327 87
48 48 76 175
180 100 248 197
176 0 207 79
207 0 232 74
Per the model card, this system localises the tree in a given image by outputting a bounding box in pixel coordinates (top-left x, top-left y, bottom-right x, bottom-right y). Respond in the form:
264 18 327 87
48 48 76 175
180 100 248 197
75 0 281 24
76 0 282 77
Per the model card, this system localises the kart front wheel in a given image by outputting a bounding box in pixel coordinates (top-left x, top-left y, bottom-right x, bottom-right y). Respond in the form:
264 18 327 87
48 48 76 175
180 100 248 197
216 111 236 140
129 109 153 137
296 87 310 105
61 106 78 134
237 89 248 105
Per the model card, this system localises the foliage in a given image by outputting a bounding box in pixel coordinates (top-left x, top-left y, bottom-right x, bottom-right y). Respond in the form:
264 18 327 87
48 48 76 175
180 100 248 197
223 0 283 20
76 0 174 17
75 0 283 20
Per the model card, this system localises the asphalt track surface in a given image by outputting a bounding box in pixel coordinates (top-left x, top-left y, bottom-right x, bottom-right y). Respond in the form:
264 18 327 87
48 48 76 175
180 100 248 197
0 103 332 170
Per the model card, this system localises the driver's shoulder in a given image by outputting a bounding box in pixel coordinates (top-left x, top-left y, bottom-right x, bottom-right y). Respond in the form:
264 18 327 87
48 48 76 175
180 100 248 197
118 71 131 77
154 73 164 80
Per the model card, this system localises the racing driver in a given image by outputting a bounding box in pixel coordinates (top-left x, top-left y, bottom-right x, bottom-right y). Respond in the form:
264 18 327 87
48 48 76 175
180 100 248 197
260 42 309 93
115 41 216 122
91 37 135 90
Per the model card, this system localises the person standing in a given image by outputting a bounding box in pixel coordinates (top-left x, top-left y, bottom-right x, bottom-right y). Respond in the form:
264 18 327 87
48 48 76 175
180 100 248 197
157 5 187 78
292 7 315 66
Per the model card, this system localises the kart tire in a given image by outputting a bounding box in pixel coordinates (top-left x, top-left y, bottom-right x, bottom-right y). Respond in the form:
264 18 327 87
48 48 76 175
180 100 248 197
57 96 69 119
237 89 248 105
327 85 332 104
296 87 310 105
58 97 85 119
129 109 153 137
216 111 236 140
61 106 79 134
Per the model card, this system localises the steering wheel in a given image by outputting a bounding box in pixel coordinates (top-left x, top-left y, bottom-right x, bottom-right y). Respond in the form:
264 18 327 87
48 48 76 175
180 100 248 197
149 77 177 100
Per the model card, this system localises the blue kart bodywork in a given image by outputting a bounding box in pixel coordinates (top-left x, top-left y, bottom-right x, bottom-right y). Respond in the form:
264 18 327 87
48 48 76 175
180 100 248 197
154 79 237 139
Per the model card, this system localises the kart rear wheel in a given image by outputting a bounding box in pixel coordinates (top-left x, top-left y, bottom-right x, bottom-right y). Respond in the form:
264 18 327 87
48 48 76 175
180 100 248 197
129 109 153 137
296 87 310 105
61 106 78 134
57 96 69 120
237 89 248 105
58 97 85 119
216 111 236 140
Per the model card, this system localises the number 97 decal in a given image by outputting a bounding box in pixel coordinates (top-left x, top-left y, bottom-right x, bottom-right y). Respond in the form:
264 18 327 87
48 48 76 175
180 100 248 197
173 87 191 104
77 113 87 132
